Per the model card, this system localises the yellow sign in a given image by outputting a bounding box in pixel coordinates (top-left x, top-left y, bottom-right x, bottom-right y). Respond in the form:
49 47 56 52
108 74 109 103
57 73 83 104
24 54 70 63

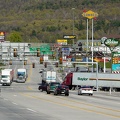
57 39 67 42
82 10 98 19
57 39 67 45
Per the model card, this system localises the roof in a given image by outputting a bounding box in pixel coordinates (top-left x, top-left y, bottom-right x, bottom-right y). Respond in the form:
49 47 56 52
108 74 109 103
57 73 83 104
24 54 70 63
102 35 120 39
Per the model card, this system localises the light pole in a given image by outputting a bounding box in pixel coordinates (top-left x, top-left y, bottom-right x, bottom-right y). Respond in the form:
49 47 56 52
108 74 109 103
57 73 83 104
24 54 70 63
72 8 75 45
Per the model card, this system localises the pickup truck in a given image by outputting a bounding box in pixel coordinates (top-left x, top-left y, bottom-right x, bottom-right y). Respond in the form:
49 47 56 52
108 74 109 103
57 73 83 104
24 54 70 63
46 82 60 94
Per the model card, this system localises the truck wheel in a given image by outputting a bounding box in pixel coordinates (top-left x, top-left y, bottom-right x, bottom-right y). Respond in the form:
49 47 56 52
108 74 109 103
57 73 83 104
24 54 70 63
47 91 50 94
65 93 69 96
40 89 43 92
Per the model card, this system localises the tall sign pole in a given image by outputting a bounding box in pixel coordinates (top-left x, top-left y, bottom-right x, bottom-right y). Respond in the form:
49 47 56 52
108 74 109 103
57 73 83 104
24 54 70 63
87 19 88 62
82 10 98 70
92 19 94 71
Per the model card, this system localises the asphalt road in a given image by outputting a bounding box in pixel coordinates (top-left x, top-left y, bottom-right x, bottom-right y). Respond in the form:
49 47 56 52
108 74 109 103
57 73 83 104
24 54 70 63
0 56 120 120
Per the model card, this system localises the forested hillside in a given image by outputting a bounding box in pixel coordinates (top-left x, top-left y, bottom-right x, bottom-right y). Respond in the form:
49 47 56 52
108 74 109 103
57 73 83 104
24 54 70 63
0 0 120 43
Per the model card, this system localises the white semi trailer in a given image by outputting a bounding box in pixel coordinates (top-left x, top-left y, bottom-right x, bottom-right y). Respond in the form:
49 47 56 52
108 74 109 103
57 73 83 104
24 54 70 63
1 69 14 86
41 70 56 83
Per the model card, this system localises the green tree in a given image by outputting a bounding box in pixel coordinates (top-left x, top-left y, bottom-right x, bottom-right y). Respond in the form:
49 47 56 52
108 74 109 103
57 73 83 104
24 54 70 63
7 31 22 42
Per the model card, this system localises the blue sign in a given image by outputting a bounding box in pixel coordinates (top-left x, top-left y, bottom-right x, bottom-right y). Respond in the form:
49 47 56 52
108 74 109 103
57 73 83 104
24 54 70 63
112 64 120 71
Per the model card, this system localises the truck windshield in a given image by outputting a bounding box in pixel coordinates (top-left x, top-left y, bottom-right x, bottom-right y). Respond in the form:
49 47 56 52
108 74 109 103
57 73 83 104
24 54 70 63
51 83 60 86
1 75 9 78
18 72 25 77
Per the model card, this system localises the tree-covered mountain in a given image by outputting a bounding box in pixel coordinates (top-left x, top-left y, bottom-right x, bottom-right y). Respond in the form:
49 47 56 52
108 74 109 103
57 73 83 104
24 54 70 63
0 0 120 43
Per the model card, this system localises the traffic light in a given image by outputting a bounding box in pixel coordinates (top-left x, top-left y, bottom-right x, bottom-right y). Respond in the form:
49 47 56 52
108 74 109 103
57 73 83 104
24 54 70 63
59 57 62 64
37 48 40 57
13 48 17 57
44 62 47 68
40 56 43 64
24 61 27 65
56 62 58 67
78 42 82 51
32 63 35 68
9 60 12 65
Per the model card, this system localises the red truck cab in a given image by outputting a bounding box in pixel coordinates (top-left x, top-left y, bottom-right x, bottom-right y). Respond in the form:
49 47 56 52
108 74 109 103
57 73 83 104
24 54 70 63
62 72 74 90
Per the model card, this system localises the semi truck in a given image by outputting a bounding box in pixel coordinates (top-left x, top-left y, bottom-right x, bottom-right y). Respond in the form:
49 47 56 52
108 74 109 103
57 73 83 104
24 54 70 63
41 70 56 84
1 69 14 86
62 72 120 91
16 68 27 83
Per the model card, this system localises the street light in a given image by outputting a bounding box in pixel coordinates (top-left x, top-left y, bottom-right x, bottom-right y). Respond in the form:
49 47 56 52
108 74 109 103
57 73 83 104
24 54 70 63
72 8 75 45
72 8 75 35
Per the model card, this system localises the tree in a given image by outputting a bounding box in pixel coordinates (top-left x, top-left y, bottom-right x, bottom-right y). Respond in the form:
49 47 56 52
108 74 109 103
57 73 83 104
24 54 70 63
7 31 22 42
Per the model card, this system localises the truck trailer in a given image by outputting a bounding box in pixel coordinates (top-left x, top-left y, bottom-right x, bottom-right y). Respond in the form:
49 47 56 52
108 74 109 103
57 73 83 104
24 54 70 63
16 68 27 83
41 70 56 84
1 69 14 86
62 72 120 91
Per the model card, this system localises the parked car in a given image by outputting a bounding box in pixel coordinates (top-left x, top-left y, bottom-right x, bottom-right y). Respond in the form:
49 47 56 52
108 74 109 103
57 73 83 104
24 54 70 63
38 83 48 92
78 86 93 96
47 82 60 94
54 85 69 96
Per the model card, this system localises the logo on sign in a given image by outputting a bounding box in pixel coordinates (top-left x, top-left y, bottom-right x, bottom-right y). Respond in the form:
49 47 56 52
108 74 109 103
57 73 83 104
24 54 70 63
82 10 98 19
77 77 88 81
104 38 119 47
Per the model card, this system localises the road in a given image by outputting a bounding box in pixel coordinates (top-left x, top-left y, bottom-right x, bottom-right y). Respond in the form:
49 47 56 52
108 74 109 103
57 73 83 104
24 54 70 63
0 56 120 120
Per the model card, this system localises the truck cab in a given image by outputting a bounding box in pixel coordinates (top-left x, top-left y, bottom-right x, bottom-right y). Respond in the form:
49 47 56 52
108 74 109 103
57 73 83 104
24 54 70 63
62 72 73 90
46 82 60 94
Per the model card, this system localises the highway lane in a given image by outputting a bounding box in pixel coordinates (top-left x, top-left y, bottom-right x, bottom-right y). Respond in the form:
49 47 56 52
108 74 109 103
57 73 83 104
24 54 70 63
0 56 120 120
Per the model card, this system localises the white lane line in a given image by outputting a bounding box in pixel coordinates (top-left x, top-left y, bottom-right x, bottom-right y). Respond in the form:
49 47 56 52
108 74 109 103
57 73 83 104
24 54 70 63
3 98 8 101
27 108 37 113
12 102 18 105
13 95 17 96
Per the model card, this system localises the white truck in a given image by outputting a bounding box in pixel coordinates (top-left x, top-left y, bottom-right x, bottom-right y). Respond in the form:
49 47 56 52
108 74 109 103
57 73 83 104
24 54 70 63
1 69 14 86
41 70 56 84
16 68 27 83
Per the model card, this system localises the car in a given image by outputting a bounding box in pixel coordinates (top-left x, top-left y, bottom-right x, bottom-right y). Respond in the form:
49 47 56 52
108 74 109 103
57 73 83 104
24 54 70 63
54 85 69 96
78 86 93 96
47 82 60 94
38 83 48 92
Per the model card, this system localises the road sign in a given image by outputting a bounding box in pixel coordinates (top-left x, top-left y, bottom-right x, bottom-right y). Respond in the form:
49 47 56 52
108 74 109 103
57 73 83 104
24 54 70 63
82 10 98 19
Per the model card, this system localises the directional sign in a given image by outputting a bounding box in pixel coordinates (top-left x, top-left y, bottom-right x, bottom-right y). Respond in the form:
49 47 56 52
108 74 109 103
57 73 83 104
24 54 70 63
82 10 98 19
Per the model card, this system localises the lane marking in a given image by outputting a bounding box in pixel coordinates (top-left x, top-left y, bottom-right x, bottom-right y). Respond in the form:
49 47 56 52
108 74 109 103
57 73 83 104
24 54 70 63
12 102 18 105
27 108 36 113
